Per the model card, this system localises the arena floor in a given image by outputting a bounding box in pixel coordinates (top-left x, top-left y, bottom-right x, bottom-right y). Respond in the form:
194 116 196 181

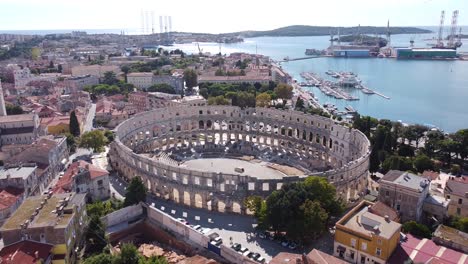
181 158 286 179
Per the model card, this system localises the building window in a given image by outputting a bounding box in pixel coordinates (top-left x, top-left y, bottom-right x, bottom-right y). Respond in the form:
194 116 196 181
351 238 356 248
97 180 103 185
376 248 382 256
361 256 366 264
447 195 450 199
361 242 367 251
350 251 355 260
385 191 389 197
377 239 382 245
396 204 401 211
459 198 463 205
457 207 461 215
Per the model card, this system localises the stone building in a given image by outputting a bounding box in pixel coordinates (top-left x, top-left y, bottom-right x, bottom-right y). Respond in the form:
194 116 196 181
127 72 184 93
378 170 429 222
444 175 468 217
0 164 39 196
53 160 110 201
110 105 371 214
0 192 87 264
0 113 40 146
8 136 68 192
0 187 25 226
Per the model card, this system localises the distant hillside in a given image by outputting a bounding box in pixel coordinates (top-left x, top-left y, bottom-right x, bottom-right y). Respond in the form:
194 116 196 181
230 25 432 38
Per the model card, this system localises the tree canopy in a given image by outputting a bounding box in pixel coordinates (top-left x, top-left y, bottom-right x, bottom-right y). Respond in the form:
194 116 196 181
183 69 198 90
123 177 147 207
256 92 271 107
246 176 343 242
5 104 24 115
69 110 81 137
274 83 293 101
147 83 176 94
79 130 108 153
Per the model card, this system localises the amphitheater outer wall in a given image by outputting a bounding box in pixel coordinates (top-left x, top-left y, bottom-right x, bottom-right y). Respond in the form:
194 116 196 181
109 106 371 214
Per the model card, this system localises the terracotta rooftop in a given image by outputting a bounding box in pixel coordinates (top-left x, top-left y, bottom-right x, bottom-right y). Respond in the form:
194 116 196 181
53 160 108 194
422 170 440 181
444 176 468 197
0 240 53 264
269 252 302 264
0 113 35 123
368 201 400 222
0 187 24 210
388 233 467 264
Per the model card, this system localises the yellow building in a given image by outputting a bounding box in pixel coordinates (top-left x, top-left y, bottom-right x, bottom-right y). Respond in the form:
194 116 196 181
41 116 71 135
334 201 401 264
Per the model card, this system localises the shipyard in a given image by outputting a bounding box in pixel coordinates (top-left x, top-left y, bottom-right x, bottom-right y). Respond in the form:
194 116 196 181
300 10 464 60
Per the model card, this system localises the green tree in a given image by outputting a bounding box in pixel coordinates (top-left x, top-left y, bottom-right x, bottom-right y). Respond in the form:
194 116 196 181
207 95 230 105
382 155 414 173
369 147 380 174
274 83 293 104
69 110 81 137
79 130 108 153
104 130 115 143
82 253 117 264
453 129 468 162
413 154 434 173
256 92 271 107
102 71 119 85
85 214 108 255
295 97 305 110
64 132 76 152
183 69 197 91
121 65 130 82
199 87 209 98
5 104 24 115
147 83 176 94
450 216 468 233
124 177 147 207
118 243 140 264
300 199 328 240
402 221 432 238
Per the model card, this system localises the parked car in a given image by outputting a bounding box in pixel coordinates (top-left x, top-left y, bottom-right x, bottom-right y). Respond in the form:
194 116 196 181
193 225 202 231
250 253 261 260
257 256 265 263
288 242 297 250
239 247 248 253
259 232 267 239
213 236 222 245
177 218 187 224
242 251 251 257
231 243 241 251
281 241 289 247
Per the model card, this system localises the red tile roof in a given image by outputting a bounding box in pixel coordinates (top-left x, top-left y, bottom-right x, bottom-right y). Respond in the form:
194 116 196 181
368 201 400 222
52 160 108 194
422 170 440 181
0 187 24 210
389 234 467 264
0 240 53 264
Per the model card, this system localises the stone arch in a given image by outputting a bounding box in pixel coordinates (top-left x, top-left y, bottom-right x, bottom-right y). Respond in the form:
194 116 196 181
199 120 204 129
173 189 180 203
232 202 241 213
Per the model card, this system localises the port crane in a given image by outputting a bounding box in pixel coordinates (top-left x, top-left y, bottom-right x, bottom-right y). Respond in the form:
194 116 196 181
436 10 445 48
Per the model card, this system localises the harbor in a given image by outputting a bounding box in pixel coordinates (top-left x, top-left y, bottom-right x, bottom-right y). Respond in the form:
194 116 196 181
299 70 389 101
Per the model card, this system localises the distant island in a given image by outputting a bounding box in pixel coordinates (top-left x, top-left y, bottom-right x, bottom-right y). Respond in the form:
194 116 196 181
227 25 432 38
333 35 388 47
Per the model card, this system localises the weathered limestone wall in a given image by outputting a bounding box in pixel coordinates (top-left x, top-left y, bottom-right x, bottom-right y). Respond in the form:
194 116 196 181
110 106 371 213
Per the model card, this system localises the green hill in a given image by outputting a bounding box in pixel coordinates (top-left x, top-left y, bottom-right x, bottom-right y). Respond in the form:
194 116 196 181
231 25 431 38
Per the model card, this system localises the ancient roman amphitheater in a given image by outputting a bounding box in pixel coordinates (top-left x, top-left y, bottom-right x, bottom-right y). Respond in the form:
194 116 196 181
109 106 370 214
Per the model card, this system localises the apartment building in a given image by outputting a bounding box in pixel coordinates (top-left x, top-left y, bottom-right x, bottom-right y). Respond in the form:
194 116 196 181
444 176 468 217
334 201 401 264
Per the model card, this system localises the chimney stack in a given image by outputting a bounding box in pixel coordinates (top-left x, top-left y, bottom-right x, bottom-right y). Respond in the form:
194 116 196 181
385 215 390 222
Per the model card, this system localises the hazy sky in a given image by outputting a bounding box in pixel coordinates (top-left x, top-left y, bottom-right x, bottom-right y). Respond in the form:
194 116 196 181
0 0 466 33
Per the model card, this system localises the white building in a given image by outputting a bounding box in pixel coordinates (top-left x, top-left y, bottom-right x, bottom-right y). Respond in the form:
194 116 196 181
0 113 40 146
